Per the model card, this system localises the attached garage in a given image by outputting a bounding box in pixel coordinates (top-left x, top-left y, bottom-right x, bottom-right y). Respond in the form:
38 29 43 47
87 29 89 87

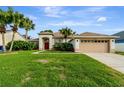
79 40 109 53
73 32 118 53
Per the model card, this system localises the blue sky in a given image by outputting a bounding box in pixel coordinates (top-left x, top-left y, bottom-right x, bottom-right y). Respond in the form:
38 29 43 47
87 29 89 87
0 6 124 38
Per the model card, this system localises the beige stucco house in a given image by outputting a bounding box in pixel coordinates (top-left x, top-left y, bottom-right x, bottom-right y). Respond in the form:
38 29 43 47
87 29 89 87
39 31 118 53
0 31 26 46
0 30 118 53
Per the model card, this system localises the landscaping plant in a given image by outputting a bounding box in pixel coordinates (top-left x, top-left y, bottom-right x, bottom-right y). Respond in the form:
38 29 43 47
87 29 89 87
6 40 36 50
54 42 74 51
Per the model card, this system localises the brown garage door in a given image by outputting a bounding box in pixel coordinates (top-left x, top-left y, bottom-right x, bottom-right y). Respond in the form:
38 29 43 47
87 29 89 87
79 40 109 53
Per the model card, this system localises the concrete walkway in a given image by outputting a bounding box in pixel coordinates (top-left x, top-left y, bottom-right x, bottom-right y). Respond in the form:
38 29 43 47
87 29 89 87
84 53 124 73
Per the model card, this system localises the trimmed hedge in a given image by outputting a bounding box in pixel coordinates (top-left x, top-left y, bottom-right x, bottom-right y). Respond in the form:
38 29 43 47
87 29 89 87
6 40 36 50
54 42 74 51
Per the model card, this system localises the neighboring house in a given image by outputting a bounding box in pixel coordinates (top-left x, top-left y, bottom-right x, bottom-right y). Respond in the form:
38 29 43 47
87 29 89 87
112 31 124 52
0 30 26 46
38 31 118 53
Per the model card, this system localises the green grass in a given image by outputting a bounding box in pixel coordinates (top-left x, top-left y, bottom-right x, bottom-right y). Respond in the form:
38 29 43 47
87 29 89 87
116 52 124 55
40 50 74 53
0 51 124 87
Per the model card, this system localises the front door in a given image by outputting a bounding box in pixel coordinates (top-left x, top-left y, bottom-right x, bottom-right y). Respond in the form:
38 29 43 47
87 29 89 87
45 42 49 50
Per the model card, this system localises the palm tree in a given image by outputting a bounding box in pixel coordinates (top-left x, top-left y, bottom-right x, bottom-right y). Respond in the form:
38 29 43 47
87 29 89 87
0 9 10 52
22 17 35 40
59 27 74 42
8 11 24 52
43 29 53 33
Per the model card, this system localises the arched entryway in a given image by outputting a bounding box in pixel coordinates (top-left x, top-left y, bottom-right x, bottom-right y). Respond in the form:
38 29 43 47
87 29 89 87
43 38 49 50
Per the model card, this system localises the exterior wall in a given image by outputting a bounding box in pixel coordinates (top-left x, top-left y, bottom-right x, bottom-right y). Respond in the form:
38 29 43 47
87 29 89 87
49 36 53 50
54 38 71 43
54 39 63 43
39 35 43 50
109 39 115 53
72 39 80 52
115 43 124 52
39 34 53 50
52 38 55 48
0 34 3 46
0 31 25 46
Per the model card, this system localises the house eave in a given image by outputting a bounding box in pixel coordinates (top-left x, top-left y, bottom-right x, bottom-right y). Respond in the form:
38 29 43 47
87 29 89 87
74 36 119 39
53 36 119 39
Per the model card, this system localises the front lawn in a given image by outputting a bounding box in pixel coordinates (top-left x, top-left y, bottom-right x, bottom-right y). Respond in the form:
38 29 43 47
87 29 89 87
116 52 124 56
39 50 74 53
0 51 124 87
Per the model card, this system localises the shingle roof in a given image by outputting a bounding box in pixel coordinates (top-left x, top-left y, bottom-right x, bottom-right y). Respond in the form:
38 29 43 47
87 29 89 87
39 31 53 35
53 32 78 37
79 32 109 36
39 31 117 39
53 32 63 37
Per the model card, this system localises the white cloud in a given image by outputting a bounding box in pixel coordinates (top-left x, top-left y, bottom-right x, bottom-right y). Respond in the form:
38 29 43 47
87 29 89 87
97 17 107 22
48 20 102 27
35 6 106 19
69 6 107 19
25 14 37 20
44 6 67 18
72 6 106 15
86 6 106 13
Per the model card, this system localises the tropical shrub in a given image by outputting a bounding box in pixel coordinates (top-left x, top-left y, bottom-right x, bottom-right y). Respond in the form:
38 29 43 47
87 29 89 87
54 42 74 51
6 40 36 50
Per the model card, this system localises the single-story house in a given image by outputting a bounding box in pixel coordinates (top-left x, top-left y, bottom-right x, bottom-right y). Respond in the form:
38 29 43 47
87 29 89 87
38 31 118 53
0 30 118 53
112 31 124 52
0 30 26 46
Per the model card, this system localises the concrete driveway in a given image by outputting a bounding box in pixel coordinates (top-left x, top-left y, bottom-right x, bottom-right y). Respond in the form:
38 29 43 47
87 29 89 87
84 53 124 73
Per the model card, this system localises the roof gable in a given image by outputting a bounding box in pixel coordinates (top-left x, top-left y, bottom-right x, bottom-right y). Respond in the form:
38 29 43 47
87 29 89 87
53 32 63 37
53 32 78 37
79 32 109 36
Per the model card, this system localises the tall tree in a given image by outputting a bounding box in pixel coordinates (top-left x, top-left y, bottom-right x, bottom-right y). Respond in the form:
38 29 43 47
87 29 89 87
59 27 74 42
8 11 24 52
22 17 35 40
43 29 53 33
0 9 10 52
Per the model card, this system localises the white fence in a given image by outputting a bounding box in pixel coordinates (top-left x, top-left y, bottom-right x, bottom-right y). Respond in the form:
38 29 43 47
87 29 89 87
115 43 124 52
